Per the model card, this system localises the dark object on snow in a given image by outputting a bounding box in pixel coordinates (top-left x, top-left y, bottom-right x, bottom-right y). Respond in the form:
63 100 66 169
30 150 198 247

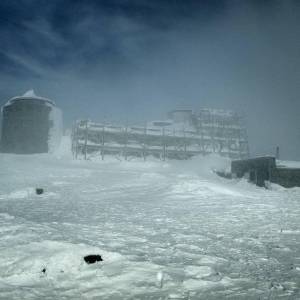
42 268 46 273
36 188 44 195
84 255 103 264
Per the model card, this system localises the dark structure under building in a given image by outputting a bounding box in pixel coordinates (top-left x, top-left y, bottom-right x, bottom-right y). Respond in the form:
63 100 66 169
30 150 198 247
0 90 62 154
231 157 300 188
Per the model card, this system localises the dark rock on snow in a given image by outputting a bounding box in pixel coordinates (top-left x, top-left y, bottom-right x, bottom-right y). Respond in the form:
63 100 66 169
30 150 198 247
36 188 44 195
84 255 103 264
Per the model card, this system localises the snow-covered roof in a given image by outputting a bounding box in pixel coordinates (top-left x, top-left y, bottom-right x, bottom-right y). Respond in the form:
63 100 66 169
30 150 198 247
149 120 173 127
23 89 36 97
4 90 56 107
276 160 300 169
198 108 236 117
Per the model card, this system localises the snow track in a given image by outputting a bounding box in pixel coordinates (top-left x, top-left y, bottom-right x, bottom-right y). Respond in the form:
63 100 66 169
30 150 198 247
0 153 299 299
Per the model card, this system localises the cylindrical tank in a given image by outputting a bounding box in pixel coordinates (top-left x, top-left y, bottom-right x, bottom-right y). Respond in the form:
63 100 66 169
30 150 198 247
0 90 62 154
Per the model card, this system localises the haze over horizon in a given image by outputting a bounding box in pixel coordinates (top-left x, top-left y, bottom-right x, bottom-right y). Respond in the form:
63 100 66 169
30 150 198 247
0 0 299 160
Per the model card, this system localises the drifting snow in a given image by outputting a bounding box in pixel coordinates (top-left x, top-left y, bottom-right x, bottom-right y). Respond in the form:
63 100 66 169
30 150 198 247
0 141 299 299
48 106 63 153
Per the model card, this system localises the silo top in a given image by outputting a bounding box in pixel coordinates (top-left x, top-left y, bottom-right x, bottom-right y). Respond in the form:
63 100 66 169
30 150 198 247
4 90 56 107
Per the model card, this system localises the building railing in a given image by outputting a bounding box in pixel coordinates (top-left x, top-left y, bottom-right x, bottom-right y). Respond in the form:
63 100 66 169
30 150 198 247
72 120 249 161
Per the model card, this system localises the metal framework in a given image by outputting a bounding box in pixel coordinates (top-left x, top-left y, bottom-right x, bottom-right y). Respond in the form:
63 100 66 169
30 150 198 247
72 109 249 160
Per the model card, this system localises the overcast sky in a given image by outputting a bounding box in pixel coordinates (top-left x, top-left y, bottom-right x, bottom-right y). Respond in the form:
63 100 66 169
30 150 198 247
0 0 299 159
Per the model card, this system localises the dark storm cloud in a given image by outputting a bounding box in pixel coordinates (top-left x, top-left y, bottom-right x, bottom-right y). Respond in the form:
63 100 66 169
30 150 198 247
0 0 299 159
0 0 224 76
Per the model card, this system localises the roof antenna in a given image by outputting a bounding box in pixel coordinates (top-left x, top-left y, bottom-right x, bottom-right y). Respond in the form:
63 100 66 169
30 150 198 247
275 146 280 160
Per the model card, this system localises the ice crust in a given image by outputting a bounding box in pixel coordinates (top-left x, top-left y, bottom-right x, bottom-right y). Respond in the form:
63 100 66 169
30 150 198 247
0 143 299 299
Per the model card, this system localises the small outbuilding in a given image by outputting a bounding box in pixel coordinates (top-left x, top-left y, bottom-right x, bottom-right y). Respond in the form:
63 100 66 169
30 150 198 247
231 156 300 188
0 90 62 154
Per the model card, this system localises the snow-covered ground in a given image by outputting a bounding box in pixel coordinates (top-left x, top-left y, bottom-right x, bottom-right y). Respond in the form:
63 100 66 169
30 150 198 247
0 139 299 299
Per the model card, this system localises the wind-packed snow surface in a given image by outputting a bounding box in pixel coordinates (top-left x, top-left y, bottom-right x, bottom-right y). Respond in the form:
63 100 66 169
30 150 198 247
0 139 299 299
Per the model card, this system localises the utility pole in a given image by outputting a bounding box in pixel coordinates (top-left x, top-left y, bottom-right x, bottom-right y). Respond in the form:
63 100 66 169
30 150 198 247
101 123 105 160
84 120 88 160
143 124 147 161
276 146 280 160
71 122 76 158
162 127 166 161
198 113 204 155
124 124 128 161
183 127 187 159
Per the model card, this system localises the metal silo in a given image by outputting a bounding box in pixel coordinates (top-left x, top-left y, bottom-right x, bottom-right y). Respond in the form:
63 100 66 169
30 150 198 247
0 90 62 154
